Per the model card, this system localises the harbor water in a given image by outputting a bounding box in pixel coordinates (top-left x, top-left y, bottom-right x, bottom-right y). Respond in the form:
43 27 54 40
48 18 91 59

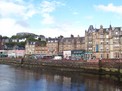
0 64 122 91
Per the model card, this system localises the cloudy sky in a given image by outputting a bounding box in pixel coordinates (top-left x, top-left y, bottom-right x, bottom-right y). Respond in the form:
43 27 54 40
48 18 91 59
0 0 122 38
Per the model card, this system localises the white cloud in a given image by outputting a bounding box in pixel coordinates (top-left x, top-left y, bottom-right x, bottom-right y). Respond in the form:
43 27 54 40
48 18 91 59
23 4 37 20
36 23 85 38
41 1 56 13
41 13 55 24
0 0 85 38
94 3 122 15
0 1 24 16
40 1 64 25
0 0 38 37
0 0 37 20
0 17 85 38
0 18 29 37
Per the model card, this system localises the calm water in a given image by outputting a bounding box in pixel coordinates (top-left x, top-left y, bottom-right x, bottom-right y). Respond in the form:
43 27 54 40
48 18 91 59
0 64 122 91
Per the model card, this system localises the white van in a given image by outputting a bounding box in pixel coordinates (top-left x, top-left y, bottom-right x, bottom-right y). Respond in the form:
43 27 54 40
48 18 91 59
53 56 62 60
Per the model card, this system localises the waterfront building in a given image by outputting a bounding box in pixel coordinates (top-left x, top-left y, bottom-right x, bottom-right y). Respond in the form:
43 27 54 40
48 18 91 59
25 35 85 57
110 26 122 58
63 35 76 51
25 40 48 57
85 25 95 60
34 42 42 54
24 25 122 59
34 42 47 55
71 50 85 60
58 35 85 56
46 38 59 56
0 50 8 57
39 46 47 56
7 50 25 58
75 35 85 50
25 41 36 54
0 49 25 58
85 25 122 59
63 50 71 59
94 25 110 59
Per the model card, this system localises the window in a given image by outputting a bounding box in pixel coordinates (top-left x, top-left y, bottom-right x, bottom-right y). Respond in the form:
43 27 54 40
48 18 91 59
96 45 99 52
100 46 103 50
94 47 95 52
116 32 118 35
89 42 92 44
117 37 119 39
100 40 103 44
101 54 103 59
88 48 92 49
106 48 109 51
114 44 119 47
106 35 109 38
100 35 103 38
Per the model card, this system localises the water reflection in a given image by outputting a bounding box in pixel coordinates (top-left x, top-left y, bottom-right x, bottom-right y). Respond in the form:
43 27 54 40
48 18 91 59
0 64 121 91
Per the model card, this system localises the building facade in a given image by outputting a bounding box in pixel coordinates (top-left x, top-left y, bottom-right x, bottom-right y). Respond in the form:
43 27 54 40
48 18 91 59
25 41 36 54
85 25 122 59
59 35 85 55
34 44 47 55
25 35 85 57
46 38 59 56
24 25 122 59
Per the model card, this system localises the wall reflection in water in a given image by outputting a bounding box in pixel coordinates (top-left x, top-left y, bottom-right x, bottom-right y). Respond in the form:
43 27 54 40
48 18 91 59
0 64 122 91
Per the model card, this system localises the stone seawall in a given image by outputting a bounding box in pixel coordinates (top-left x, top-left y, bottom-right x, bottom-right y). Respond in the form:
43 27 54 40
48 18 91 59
0 58 122 76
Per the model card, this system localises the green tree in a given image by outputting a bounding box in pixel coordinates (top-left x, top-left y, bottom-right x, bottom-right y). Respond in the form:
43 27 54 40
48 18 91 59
27 36 37 41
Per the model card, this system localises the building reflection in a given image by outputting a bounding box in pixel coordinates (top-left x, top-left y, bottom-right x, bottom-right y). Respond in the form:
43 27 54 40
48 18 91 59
1 65 121 91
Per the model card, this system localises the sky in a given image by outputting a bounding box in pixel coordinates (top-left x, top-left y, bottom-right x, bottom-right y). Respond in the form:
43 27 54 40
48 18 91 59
0 0 122 38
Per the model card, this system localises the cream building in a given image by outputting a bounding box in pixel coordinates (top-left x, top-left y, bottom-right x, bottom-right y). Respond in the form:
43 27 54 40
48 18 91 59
85 25 122 59
25 41 36 54
46 38 59 56
58 35 85 56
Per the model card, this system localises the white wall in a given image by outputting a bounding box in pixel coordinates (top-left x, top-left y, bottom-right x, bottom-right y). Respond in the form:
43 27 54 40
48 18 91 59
63 51 71 59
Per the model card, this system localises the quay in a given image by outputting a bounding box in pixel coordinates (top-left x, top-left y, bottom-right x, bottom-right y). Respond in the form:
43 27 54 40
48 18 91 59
0 58 122 77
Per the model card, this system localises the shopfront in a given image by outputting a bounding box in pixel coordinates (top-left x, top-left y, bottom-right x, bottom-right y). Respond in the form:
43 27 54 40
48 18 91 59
71 50 85 60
